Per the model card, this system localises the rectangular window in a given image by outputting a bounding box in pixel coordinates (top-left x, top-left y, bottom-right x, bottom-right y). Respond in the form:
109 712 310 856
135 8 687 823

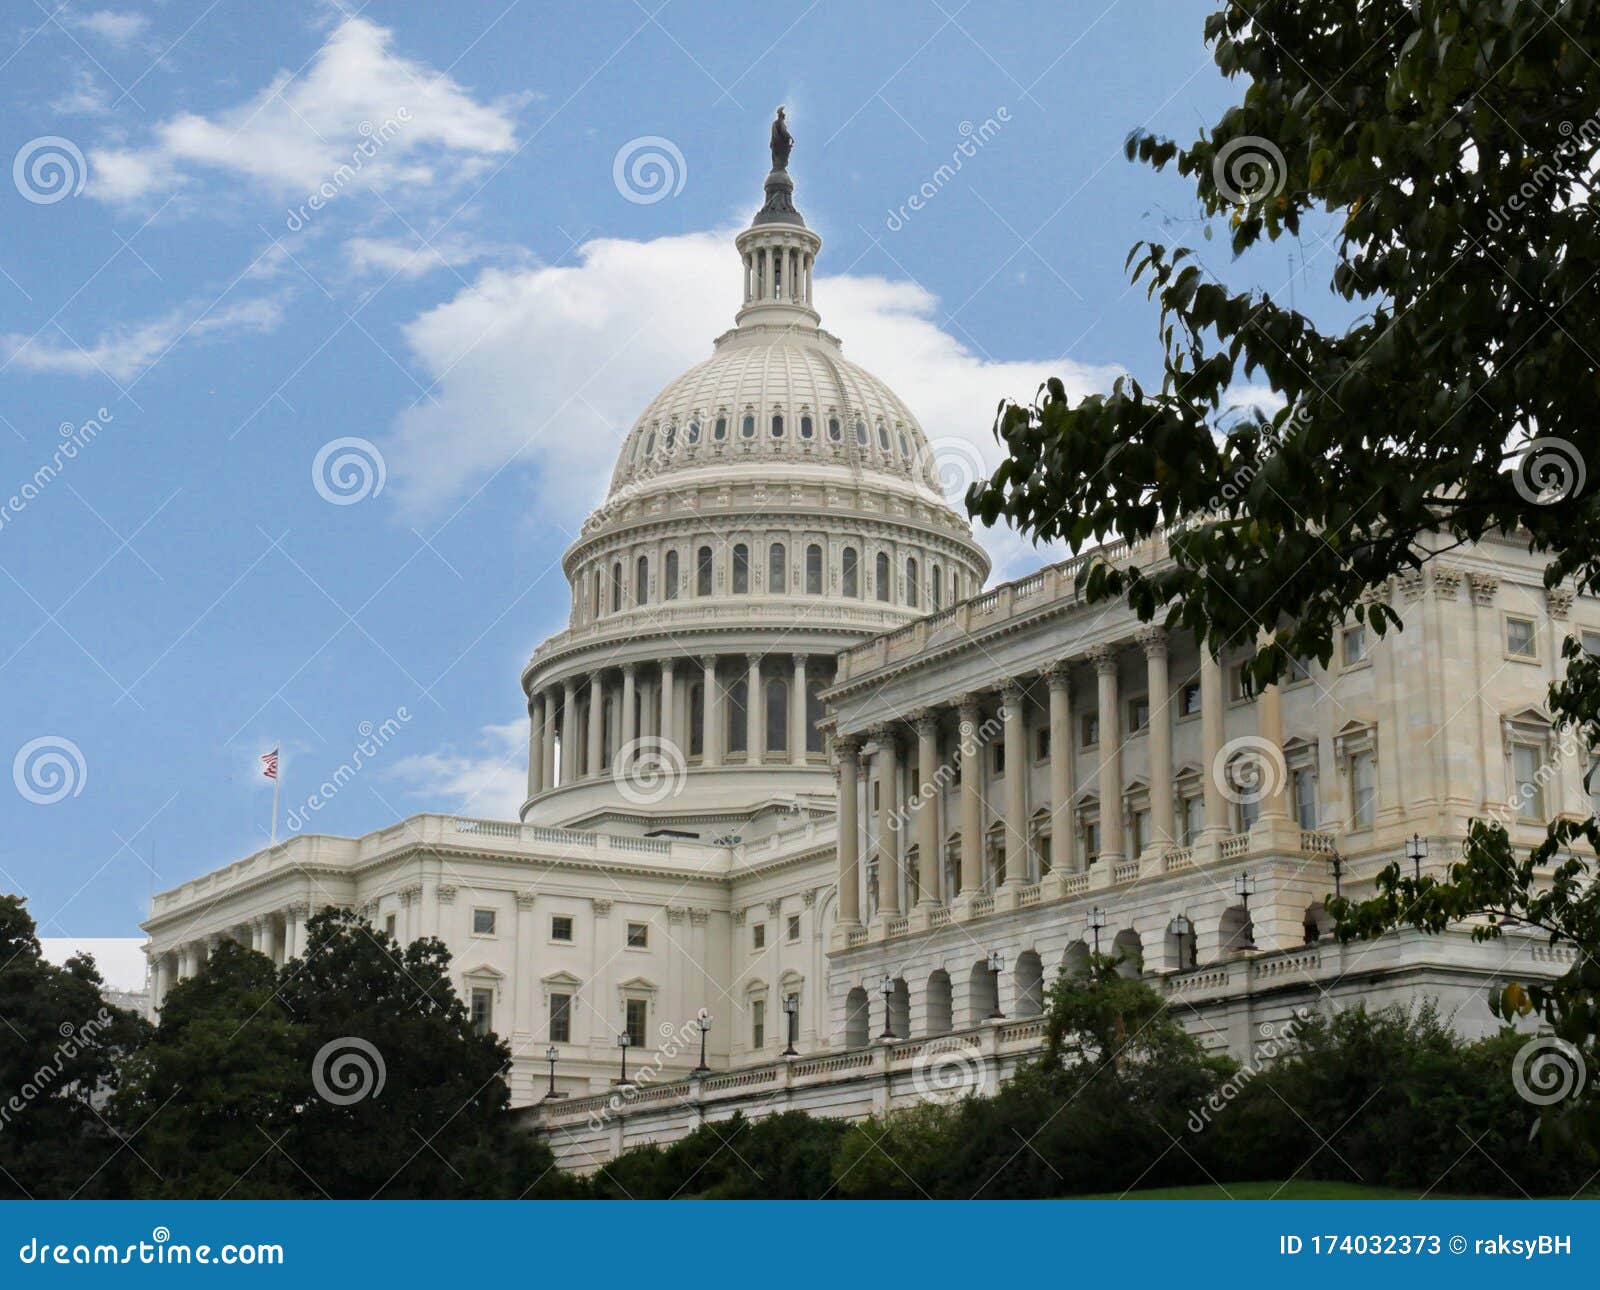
787 914 801 942
1238 794 1260 833
1287 655 1312 684
472 908 496 936
1506 615 1537 659
1131 807 1150 855
384 913 396 938
1083 820 1100 864
1350 750 1376 829
752 923 766 950
1035 725 1051 762
751 999 765 1049
1229 663 1256 702
1342 625 1368 666
1182 795 1204 846
1036 832 1052 874
1583 630 1600 657
1512 744 1545 821
626 921 648 949
549 992 572 1044
992 741 1006 775
1080 713 1099 747
550 915 574 942
625 998 647 1047
1293 766 1319 831
470 988 493 1038
1180 681 1202 717
1127 696 1150 732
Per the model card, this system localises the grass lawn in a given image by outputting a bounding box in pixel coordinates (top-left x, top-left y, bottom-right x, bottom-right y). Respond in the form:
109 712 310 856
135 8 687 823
1086 1181 1491 1200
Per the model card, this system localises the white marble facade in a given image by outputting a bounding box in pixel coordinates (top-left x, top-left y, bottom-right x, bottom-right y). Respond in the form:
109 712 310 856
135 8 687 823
144 148 1582 1141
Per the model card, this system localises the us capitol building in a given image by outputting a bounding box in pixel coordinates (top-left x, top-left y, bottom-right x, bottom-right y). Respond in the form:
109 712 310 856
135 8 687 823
143 123 1579 1168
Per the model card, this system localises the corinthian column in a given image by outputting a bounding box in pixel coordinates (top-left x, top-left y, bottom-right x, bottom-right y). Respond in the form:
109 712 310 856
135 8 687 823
560 679 577 786
659 659 677 756
1201 647 1227 840
586 674 604 778
527 693 545 802
1045 662 1076 875
1141 628 1174 854
1092 646 1124 866
790 654 808 765
836 738 862 931
746 654 763 764
701 656 722 767
875 728 902 918
958 694 984 899
915 711 941 908
1001 679 1027 885
620 663 638 750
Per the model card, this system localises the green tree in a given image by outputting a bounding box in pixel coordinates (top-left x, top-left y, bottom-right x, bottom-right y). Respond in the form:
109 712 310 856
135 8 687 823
0 893 148 1199
119 910 559 1198
966 0 1600 1109
588 1110 846 1198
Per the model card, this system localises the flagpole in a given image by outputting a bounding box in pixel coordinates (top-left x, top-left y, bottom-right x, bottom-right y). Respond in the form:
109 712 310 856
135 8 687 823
270 753 280 847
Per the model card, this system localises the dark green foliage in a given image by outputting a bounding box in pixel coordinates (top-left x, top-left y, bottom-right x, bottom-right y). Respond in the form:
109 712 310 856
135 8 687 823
115 909 559 1198
585 1110 847 1198
0 894 149 1198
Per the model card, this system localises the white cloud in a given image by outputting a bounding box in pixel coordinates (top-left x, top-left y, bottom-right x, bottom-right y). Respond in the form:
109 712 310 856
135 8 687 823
340 233 504 281
383 227 1123 579
88 15 518 204
50 68 113 116
387 721 526 820
69 9 149 46
2 295 286 382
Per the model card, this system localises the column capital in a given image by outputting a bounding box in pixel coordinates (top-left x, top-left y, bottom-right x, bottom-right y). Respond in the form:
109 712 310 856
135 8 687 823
699 653 719 670
1090 643 1120 674
870 723 900 751
1000 676 1025 702
791 652 808 668
622 660 638 676
436 883 458 905
659 656 677 673
1044 659 1073 689
1138 626 1168 656
746 652 763 667
835 734 862 761
913 709 941 737
955 691 983 718
286 899 311 917
516 890 538 909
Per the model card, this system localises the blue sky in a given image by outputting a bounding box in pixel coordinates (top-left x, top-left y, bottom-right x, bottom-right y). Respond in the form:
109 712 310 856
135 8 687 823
0 1 1340 958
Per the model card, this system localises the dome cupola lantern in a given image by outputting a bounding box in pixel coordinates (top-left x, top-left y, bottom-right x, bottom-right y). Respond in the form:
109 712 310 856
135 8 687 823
735 107 821 330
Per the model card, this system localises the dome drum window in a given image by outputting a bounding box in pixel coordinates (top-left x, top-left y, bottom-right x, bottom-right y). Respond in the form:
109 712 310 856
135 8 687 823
741 413 756 439
854 419 868 446
771 413 784 438
800 414 814 440
828 417 842 442
687 420 701 444
714 416 728 441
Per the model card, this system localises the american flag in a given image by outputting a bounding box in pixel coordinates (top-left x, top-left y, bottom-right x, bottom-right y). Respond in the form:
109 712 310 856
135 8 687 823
260 748 279 781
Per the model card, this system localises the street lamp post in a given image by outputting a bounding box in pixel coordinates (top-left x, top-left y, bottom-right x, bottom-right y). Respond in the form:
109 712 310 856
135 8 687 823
616 1031 632 1085
1405 832 1428 882
986 950 1005 1020
783 993 799 1056
1234 872 1258 950
879 974 896 1040
1087 906 1106 958
1170 915 1193 971
544 1044 559 1098
693 1008 712 1075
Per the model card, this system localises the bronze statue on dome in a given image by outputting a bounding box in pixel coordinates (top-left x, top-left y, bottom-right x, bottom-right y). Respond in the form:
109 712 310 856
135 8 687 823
770 107 793 171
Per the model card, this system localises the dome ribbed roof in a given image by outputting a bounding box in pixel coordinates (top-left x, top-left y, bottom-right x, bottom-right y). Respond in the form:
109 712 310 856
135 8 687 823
605 331 945 500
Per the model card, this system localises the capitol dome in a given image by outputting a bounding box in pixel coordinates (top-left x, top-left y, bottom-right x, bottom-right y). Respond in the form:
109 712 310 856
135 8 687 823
519 121 990 831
